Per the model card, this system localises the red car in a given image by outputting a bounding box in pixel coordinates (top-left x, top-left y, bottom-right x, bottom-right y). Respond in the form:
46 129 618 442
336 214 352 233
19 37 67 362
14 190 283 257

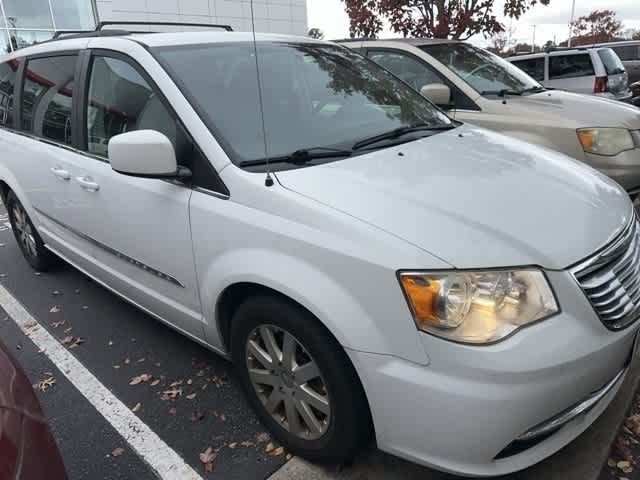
0 340 66 480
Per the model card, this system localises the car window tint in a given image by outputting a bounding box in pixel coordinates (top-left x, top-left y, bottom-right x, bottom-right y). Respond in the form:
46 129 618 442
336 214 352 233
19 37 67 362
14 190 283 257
549 54 595 79
598 49 626 75
613 46 639 61
511 58 545 81
86 56 188 164
0 60 19 128
22 55 77 145
368 50 441 91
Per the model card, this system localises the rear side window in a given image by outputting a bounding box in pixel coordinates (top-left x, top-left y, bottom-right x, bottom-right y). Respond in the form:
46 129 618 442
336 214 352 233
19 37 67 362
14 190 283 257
549 54 595 79
0 60 19 128
613 46 640 61
511 58 545 81
22 55 77 146
598 48 626 75
86 56 187 162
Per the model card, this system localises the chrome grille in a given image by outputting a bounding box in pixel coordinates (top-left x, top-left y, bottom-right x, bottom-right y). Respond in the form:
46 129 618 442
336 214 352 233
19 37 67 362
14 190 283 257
572 216 640 330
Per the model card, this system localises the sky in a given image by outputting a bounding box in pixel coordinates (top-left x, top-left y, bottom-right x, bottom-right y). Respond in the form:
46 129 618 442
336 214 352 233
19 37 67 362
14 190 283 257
306 0 640 47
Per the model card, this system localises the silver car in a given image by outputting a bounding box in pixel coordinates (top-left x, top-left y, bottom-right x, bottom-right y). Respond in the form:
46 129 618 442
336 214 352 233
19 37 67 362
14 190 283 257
508 47 632 102
595 40 640 85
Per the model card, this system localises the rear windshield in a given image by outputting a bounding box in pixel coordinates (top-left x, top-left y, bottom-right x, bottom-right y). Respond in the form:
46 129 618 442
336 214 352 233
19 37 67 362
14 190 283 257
154 42 451 169
598 48 626 75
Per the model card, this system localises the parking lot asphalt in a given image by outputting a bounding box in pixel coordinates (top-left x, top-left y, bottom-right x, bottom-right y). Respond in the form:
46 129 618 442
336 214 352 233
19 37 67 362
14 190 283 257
0 205 286 479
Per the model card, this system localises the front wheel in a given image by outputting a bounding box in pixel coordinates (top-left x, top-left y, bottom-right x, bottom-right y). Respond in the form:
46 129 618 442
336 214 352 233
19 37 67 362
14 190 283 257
231 295 372 464
6 191 57 271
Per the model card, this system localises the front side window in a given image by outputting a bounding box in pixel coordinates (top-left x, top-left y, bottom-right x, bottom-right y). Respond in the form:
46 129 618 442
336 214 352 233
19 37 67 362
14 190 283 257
154 42 451 169
421 43 541 95
368 50 442 91
86 56 186 163
549 54 595 79
22 55 77 145
0 59 18 127
511 57 545 82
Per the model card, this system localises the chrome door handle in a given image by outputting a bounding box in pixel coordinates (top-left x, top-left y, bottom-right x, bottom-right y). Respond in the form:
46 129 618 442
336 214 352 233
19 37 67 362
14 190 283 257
75 176 100 192
50 166 71 181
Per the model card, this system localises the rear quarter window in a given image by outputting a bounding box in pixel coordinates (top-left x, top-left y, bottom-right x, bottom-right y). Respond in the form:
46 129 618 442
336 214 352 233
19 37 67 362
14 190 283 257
0 60 19 128
511 57 545 81
613 45 640 61
549 54 595 79
598 48 626 75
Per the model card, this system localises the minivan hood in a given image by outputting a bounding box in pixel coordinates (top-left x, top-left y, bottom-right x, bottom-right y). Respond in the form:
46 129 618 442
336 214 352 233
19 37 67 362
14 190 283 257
502 90 640 129
277 125 632 269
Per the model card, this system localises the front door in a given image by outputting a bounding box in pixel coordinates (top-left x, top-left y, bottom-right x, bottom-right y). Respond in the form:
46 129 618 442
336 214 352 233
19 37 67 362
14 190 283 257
65 52 204 339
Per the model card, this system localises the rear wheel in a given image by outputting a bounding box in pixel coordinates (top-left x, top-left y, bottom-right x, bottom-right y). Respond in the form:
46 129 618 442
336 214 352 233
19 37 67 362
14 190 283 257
231 295 372 464
6 191 57 271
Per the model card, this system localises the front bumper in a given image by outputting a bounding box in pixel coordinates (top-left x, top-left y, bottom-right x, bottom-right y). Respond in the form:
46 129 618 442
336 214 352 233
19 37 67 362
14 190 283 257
348 270 639 477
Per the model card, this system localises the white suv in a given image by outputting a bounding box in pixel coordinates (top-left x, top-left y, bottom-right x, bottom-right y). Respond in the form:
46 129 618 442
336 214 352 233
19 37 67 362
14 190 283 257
507 47 632 101
0 30 638 477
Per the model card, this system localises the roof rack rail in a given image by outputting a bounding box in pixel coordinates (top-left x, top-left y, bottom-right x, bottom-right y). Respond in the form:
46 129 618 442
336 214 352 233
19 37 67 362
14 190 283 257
97 21 233 32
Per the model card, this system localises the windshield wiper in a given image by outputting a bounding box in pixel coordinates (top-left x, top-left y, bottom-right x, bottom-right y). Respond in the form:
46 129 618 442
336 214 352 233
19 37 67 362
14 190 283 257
352 123 457 151
521 85 546 94
481 89 524 97
239 147 353 168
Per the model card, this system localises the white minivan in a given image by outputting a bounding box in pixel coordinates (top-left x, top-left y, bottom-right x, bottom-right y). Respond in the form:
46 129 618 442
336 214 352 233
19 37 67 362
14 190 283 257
0 29 638 477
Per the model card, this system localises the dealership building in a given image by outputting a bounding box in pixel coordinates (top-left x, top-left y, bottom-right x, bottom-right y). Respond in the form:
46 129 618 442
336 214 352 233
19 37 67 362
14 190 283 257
0 0 308 54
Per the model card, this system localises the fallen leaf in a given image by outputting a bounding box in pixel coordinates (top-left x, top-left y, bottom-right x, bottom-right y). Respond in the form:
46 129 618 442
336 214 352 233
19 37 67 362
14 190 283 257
150 379 160 387
240 441 255 447
33 377 56 392
137 358 145 363
129 373 152 386
160 387 182 400
112 447 125 457
196 370 206 377
81 306 88 310
219 414 226 422
618 461 631 470
64 327 73 333
269 447 285 457
132 402 141 413
265 443 275 453
191 410 205 422
286 453 292 460
228 442 237 449
113 365 120 369
108 340 113 347
49 306 62 313
124 358 131 364
50 321 65 328
170 380 183 387
61 336 84 349
609 459 618 467
51 290 61 296
187 379 193 385
186 393 196 400
256 432 270 443
168 407 177 415
199 447 217 473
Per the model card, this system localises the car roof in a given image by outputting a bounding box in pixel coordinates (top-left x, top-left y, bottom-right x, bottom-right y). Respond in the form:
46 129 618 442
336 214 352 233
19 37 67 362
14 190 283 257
507 48 598 60
1 31 325 59
336 37 460 47
594 40 640 47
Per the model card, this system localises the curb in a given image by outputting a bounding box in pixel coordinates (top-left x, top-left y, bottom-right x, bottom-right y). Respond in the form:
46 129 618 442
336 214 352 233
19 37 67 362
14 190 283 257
269 353 640 480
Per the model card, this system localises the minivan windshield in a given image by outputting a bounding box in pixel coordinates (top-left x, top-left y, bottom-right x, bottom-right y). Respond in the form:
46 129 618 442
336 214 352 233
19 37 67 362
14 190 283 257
421 43 543 96
154 42 452 170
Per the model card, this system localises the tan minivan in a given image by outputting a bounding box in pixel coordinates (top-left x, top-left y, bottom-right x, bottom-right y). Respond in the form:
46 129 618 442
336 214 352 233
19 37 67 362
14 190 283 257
341 38 640 201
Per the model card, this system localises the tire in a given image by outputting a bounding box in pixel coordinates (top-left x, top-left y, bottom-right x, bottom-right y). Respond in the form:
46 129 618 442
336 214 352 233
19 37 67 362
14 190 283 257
231 295 372 464
6 191 57 271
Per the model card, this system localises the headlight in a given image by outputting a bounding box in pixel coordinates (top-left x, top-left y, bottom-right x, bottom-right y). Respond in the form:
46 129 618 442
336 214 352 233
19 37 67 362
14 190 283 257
577 128 635 156
398 270 558 344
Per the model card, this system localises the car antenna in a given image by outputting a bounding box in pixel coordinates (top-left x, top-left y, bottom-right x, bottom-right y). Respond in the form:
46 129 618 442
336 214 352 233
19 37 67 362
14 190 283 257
250 0 274 187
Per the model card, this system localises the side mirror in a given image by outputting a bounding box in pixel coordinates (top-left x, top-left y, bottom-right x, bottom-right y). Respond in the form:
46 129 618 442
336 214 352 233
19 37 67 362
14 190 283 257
108 130 189 178
420 83 452 107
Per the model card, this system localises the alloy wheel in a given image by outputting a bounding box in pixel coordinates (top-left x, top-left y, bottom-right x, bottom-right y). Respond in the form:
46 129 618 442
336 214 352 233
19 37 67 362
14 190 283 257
12 204 38 259
245 325 331 440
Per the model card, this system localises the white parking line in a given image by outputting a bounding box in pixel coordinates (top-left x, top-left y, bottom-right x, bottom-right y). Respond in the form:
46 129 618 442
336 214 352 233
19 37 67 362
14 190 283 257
0 283 203 480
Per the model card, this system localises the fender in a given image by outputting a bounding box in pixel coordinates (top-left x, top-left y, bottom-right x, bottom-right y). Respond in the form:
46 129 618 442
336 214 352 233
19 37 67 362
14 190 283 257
199 248 430 366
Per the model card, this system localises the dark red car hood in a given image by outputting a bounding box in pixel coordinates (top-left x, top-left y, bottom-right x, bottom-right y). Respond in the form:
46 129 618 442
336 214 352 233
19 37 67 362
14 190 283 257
0 340 66 480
